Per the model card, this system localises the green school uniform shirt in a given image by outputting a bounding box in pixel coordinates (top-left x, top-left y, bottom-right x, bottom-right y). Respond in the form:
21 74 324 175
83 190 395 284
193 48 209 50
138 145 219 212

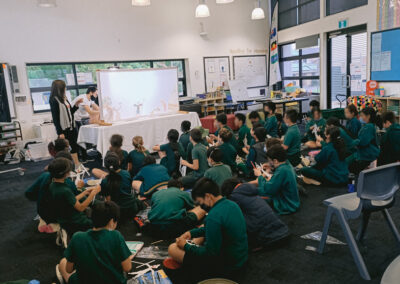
127 150 149 177
50 182 91 226
353 123 380 162
191 143 209 178
378 123 400 166
160 143 186 175
218 142 237 170
315 142 349 184
148 187 194 224
64 229 131 284
133 164 170 197
264 115 278 138
204 164 232 187
237 125 252 149
185 198 248 271
258 162 299 215
179 132 191 153
121 150 129 171
321 128 356 155
346 117 362 138
186 139 209 163
305 118 326 141
283 124 301 157
215 125 239 151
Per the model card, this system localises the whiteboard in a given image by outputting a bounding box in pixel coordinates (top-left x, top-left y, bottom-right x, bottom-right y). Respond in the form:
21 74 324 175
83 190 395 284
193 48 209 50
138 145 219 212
204 57 230 92
97 68 179 123
233 55 268 88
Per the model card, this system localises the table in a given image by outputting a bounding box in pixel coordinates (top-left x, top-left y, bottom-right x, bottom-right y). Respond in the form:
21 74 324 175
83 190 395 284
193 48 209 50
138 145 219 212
255 97 309 115
77 112 201 156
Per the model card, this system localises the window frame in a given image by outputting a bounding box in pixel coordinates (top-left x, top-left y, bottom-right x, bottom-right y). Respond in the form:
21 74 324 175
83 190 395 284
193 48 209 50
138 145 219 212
26 59 187 114
326 0 368 16
279 42 320 95
278 0 320 31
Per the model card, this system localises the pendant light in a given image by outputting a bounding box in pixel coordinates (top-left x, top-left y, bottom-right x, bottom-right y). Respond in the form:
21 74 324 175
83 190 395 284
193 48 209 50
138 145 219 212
132 0 151 6
216 0 234 3
251 0 265 20
196 0 210 18
37 0 56 8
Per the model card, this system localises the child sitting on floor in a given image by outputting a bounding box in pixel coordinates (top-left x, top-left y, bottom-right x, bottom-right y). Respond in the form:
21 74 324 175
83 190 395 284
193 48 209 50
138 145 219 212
276 113 288 138
147 178 206 239
179 120 192 154
101 152 145 222
264 102 278 138
301 126 349 186
128 136 149 177
282 109 302 167
307 100 320 121
235 113 252 156
204 147 232 187
378 111 400 166
246 127 268 172
132 155 170 198
322 117 356 156
48 138 70 158
304 107 326 149
252 145 299 215
345 104 361 138
217 128 238 172
153 129 186 176
56 201 133 284
249 110 265 126
209 113 239 151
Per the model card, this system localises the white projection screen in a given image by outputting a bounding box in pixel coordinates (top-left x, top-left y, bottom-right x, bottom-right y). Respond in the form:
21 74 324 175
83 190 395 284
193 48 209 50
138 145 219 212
97 68 180 122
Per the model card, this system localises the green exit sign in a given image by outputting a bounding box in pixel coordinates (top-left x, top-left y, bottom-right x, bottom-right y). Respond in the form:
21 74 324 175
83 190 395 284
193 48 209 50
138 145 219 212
339 19 348 29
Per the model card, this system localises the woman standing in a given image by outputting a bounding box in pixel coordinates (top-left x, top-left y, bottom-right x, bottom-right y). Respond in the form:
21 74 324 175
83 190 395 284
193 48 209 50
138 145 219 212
49 80 82 168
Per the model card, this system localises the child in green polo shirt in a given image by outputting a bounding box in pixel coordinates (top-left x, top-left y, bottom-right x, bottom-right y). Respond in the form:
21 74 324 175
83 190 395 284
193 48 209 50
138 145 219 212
249 111 265 126
181 129 209 189
167 178 248 282
101 152 145 221
276 113 288 138
282 109 302 167
204 147 232 187
128 136 150 177
324 117 356 156
209 113 239 151
252 145 300 215
148 178 206 239
345 104 361 138
132 155 170 198
49 158 100 236
346 107 380 175
179 120 192 154
218 128 238 172
234 113 252 156
264 101 278 138
153 129 186 176
56 201 133 284
304 107 326 149
301 126 349 186
378 111 400 166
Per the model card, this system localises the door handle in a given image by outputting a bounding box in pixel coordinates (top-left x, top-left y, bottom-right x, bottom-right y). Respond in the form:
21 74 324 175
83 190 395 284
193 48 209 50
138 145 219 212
341 75 347 88
347 75 351 88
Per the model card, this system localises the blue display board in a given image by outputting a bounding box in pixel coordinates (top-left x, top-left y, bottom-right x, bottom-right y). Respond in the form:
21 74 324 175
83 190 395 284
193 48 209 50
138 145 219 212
371 28 400 82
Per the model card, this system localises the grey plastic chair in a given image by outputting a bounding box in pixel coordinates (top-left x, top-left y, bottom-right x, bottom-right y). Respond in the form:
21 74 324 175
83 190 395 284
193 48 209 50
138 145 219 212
318 162 400 280
381 255 400 284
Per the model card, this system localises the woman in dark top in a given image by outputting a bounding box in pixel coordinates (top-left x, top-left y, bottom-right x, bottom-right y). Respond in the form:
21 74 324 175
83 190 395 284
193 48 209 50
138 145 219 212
49 80 82 167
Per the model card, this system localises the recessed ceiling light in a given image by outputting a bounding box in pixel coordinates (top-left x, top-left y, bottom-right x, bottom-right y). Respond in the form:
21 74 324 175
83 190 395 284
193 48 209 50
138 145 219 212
37 0 56 8
216 0 234 3
132 0 151 6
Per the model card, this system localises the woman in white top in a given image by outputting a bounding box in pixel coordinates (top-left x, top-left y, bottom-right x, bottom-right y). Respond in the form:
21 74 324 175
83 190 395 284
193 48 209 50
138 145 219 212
72 87 101 129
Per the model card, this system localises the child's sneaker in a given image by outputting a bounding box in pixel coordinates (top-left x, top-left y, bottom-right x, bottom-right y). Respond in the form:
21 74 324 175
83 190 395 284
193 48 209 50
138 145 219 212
163 257 181 270
56 228 68 248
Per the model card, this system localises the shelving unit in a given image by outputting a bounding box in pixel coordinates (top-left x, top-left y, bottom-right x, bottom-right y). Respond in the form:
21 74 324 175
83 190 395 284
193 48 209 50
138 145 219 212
0 121 22 157
195 88 227 117
379 97 400 123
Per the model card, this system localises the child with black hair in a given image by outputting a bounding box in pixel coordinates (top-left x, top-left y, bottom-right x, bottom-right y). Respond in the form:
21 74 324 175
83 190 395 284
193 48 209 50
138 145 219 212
48 138 70 158
249 111 265 126
246 127 268 171
128 136 149 177
221 178 289 249
307 100 320 120
346 107 380 175
132 155 170 198
345 104 361 138
264 102 278 138
148 178 206 239
217 128 238 171
167 178 248 282
323 117 356 155
378 111 400 166
282 109 302 167
234 113 252 154
252 145 299 215
204 147 232 187
304 107 326 149
101 152 144 221
276 113 288 137
301 126 349 186
56 201 133 284
180 129 209 189
153 129 186 176
210 113 239 150
179 120 192 153
49 158 100 236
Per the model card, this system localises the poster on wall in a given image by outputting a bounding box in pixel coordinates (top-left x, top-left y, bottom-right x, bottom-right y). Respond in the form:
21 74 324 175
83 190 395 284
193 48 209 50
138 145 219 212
377 0 400 30
204 57 230 92
269 2 282 86
233 55 267 88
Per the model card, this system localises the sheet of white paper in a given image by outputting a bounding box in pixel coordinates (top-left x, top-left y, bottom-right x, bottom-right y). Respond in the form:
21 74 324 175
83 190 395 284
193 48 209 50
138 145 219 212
380 51 392 71
66 74 75 86
371 53 382 72
372 33 382 53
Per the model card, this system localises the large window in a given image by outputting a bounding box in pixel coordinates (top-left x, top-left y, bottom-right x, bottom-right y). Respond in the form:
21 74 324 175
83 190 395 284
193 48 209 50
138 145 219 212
279 42 320 94
278 0 320 30
326 0 368 16
27 59 187 113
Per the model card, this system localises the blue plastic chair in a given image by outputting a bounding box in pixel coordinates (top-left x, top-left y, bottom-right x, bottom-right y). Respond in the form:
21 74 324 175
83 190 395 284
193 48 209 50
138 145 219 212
318 162 400 280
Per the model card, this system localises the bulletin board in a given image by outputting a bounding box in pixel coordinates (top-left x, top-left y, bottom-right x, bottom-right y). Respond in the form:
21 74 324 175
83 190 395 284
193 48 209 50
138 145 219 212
203 56 230 93
370 28 400 82
233 55 268 89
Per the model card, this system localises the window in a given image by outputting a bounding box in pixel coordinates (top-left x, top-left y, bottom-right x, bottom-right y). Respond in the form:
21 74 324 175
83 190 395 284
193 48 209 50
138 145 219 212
279 42 320 94
278 0 320 30
326 0 368 16
27 59 187 113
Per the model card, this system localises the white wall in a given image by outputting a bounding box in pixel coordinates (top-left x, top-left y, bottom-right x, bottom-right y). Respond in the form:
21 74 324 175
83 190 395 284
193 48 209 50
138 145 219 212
0 0 269 138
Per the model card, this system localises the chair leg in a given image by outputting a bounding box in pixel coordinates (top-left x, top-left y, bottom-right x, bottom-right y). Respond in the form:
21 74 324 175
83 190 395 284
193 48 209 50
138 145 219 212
382 209 400 245
318 207 333 254
356 212 371 242
336 209 371 280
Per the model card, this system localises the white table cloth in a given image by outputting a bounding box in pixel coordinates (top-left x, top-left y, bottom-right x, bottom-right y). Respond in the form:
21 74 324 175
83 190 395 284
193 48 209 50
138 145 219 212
77 112 201 156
